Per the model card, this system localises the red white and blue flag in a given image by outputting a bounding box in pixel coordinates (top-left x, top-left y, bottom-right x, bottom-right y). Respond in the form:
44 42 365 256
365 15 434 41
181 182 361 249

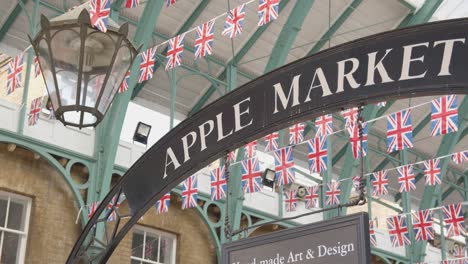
442 203 465 237
397 165 416 193
222 4 246 38
89 0 110 32
226 150 237 164
166 0 177 7
387 110 413 152
423 159 441 186
33 56 41 78
315 114 333 138
241 158 263 194
119 71 130 93
289 122 305 145
138 48 156 83
341 107 358 128
307 136 328 174
28 97 42 126
347 122 368 159
352 176 361 192
210 166 227 200
166 34 185 70
244 140 258 159
412 209 434 241
325 181 340 206
372 170 389 196
258 0 280 26
452 151 468 164
106 194 125 221
369 220 377 247
265 132 279 152
7 54 23 94
155 192 170 214
387 215 411 247
125 0 139 8
453 245 466 259
305 186 319 209
274 147 295 186
194 20 215 60
431 95 458 136
88 201 100 219
181 175 198 209
284 189 297 212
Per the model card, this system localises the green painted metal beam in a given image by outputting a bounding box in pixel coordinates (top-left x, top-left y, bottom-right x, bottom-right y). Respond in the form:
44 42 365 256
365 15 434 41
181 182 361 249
440 128 468 199
398 0 444 28
413 96 468 262
132 0 211 98
110 0 126 21
307 0 362 56
264 0 315 73
188 0 290 116
0 0 28 42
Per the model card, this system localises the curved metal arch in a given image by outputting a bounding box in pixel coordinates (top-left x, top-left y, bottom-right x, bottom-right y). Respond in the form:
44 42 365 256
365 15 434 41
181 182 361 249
371 250 393 264
246 221 290 237
65 159 91 190
0 137 87 225
69 19 468 263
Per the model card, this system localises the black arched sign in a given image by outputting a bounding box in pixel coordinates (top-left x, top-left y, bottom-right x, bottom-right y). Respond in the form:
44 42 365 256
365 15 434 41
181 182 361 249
68 18 468 263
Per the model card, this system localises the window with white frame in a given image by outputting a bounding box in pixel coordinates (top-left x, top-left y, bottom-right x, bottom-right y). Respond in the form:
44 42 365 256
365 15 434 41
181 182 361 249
0 191 31 264
131 226 177 264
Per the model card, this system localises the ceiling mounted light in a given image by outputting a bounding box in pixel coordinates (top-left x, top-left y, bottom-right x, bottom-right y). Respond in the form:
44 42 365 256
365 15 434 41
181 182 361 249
29 5 139 128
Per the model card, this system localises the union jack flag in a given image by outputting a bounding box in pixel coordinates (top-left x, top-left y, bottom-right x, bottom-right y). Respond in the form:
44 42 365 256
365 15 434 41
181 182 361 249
412 209 434 241
241 158 263 194
423 159 442 186
226 150 237 164
315 114 333 138
28 97 42 126
88 201 100 219
325 181 340 206
258 0 280 26
442 203 465 237
431 95 458 136
372 170 389 196
222 4 246 38
387 110 413 152
106 194 125 221
125 0 139 8
166 34 185 70
274 147 295 186
244 140 257 159
181 175 198 209
210 166 227 200
289 123 305 145
452 151 468 164
347 122 368 159
264 132 279 152
6 54 23 94
352 176 361 192
89 0 110 32
369 220 377 247
119 71 130 93
138 47 156 83
341 107 358 128
387 215 411 247
397 165 416 192
375 101 387 107
305 186 319 209
166 0 177 7
453 245 466 259
307 136 328 174
284 189 297 212
155 192 170 214
194 20 215 59
33 56 41 78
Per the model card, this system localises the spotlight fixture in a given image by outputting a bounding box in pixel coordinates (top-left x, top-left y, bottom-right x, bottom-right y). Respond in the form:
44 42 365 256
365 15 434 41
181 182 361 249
133 122 152 146
262 168 276 188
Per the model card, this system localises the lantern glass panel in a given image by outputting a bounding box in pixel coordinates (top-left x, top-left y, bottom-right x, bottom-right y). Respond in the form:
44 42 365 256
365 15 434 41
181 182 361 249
38 39 59 109
50 29 81 107
97 45 132 113
63 110 97 126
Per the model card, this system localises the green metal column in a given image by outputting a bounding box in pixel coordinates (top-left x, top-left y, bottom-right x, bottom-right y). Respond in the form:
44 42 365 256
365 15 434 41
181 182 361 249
170 68 177 129
438 191 447 261
322 137 333 218
400 150 415 263
17 0 38 134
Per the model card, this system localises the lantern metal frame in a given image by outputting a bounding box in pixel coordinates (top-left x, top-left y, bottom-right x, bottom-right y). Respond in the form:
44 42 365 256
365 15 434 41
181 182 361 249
29 7 140 128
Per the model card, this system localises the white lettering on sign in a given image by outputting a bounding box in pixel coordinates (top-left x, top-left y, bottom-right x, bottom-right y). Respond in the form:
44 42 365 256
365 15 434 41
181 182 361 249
317 242 355 257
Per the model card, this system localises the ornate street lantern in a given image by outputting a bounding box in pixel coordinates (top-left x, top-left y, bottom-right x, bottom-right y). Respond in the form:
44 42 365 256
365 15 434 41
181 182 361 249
29 5 139 128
